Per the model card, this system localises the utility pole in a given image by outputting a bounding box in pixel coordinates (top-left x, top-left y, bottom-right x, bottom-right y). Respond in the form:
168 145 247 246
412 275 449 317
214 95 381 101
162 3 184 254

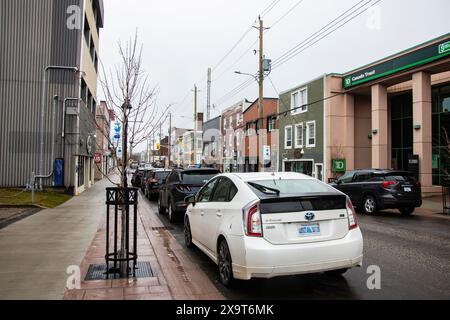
168 112 172 168
258 17 265 172
193 85 198 167
207 68 212 121
159 122 162 162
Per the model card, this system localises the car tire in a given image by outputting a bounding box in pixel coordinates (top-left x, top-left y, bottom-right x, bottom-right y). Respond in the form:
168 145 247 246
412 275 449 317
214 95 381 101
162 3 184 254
168 200 177 223
325 268 348 276
363 195 377 215
184 217 193 248
158 196 166 215
218 240 234 287
400 207 415 216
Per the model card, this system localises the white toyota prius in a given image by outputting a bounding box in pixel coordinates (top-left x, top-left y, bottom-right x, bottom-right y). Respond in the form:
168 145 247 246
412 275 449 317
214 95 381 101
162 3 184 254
184 172 363 286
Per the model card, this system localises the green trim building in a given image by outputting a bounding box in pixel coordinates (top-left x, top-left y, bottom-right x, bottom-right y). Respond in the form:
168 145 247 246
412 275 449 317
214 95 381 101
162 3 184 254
278 75 326 181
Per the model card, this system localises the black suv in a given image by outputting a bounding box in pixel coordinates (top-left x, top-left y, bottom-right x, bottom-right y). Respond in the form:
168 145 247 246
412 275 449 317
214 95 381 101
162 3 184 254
332 169 422 215
158 168 220 222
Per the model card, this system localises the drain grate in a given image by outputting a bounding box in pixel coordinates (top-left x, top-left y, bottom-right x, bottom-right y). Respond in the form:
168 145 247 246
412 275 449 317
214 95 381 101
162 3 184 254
152 226 173 231
84 262 154 281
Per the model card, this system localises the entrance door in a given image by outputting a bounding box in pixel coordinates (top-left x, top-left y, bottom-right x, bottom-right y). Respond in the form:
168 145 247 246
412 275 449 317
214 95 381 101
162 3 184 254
315 164 323 181
391 93 413 171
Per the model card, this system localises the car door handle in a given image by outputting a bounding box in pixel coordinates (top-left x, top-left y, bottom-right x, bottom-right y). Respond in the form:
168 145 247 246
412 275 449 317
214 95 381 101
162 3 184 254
200 211 205 216
216 211 223 218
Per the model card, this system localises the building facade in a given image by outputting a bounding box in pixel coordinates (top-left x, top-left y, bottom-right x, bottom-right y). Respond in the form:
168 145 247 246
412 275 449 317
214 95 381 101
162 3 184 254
279 77 325 181
325 33 450 196
202 116 222 169
0 0 104 195
94 101 114 180
221 99 251 173
243 98 279 172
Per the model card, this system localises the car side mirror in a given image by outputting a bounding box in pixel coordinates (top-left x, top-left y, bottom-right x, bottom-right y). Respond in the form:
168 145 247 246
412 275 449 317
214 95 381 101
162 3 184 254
185 195 196 206
337 180 342 185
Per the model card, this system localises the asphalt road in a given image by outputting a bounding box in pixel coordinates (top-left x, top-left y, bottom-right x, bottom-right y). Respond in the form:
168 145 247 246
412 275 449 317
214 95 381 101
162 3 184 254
143 195 450 300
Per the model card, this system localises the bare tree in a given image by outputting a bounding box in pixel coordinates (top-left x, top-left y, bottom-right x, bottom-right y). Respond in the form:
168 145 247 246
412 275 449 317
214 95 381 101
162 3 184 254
96 31 171 188
94 32 172 277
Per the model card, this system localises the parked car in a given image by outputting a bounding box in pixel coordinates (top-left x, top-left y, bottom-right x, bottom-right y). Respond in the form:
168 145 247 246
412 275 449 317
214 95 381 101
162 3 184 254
183 172 363 286
128 162 139 175
331 169 422 215
158 168 221 222
131 168 152 189
144 169 172 200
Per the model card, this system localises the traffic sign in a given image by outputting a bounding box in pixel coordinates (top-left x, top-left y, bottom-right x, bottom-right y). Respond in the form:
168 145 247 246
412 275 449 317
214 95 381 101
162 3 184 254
94 153 102 164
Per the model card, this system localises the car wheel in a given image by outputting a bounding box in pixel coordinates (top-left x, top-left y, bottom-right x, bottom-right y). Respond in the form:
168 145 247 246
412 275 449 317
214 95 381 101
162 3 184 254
184 217 193 248
363 195 377 215
400 207 415 216
218 240 234 287
168 200 177 223
325 268 348 276
158 196 166 215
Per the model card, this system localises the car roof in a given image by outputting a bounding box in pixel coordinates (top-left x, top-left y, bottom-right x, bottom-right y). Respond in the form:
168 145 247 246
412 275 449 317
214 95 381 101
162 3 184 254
174 168 221 173
228 172 315 182
352 169 413 175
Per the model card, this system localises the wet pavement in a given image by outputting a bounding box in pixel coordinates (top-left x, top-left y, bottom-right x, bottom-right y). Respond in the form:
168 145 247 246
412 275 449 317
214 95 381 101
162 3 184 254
144 196 450 300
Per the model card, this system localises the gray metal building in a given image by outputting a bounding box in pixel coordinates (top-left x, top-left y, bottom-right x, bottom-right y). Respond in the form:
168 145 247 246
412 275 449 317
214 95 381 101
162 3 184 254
0 0 104 195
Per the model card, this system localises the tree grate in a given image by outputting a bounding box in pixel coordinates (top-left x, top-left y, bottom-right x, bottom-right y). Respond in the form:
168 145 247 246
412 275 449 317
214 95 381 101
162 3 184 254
84 262 154 281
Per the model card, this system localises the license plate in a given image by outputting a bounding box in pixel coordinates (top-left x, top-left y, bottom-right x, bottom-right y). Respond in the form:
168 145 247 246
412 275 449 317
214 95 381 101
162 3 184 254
299 223 321 236
404 187 412 192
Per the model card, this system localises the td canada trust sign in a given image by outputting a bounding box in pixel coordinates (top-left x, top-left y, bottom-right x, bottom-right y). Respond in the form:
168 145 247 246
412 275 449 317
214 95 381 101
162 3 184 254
343 38 450 89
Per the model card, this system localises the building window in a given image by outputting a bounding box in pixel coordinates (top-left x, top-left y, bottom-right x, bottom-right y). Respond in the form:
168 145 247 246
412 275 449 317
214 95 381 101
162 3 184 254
267 116 276 132
84 16 90 46
246 122 254 136
77 157 85 188
228 116 233 129
306 121 316 148
291 87 308 115
285 126 293 149
295 123 303 148
81 79 87 103
237 113 243 125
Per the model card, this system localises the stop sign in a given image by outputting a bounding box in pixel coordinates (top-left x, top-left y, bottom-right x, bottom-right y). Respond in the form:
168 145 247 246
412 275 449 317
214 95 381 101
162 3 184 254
94 153 102 164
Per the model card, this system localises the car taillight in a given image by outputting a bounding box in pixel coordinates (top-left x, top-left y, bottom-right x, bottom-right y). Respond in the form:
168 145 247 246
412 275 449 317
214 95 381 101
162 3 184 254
243 201 262 237
346 197 358 230
382 180 397 189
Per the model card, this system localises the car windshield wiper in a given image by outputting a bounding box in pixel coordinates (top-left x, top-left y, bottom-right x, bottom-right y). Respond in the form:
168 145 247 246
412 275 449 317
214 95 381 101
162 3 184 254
248 182 281 196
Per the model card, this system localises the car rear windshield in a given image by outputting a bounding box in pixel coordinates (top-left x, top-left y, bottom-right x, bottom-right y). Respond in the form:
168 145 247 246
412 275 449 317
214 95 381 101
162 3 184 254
155 172 170 181
384 173 417 183
181 171 219 185
248 179 335 195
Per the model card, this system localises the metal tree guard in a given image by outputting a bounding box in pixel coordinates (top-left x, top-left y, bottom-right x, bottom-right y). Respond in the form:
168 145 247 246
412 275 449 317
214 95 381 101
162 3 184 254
105 187 139 278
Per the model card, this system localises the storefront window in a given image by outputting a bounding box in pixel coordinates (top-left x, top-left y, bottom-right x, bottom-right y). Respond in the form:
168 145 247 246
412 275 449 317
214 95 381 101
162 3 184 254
391 93 413 171
432 85 450 186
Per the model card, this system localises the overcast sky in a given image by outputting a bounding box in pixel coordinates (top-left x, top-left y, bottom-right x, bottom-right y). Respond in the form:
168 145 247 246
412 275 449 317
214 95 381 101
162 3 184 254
99 0 450 152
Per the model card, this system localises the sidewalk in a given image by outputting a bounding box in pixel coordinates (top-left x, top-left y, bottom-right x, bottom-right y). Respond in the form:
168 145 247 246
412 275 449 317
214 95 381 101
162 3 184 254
414 196 450 220
0 179 110 300
63 184 223 300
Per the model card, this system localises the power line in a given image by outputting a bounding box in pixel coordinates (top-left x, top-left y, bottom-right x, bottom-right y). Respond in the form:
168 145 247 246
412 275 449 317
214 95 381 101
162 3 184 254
212 0 381 110
172 0 283 114
272 0 382 70
271 0 305 28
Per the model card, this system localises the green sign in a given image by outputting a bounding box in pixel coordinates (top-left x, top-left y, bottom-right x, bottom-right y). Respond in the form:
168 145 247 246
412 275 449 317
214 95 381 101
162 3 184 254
344 38 450 89
432 154 440 169
332 159 346 173
439 41 450 54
